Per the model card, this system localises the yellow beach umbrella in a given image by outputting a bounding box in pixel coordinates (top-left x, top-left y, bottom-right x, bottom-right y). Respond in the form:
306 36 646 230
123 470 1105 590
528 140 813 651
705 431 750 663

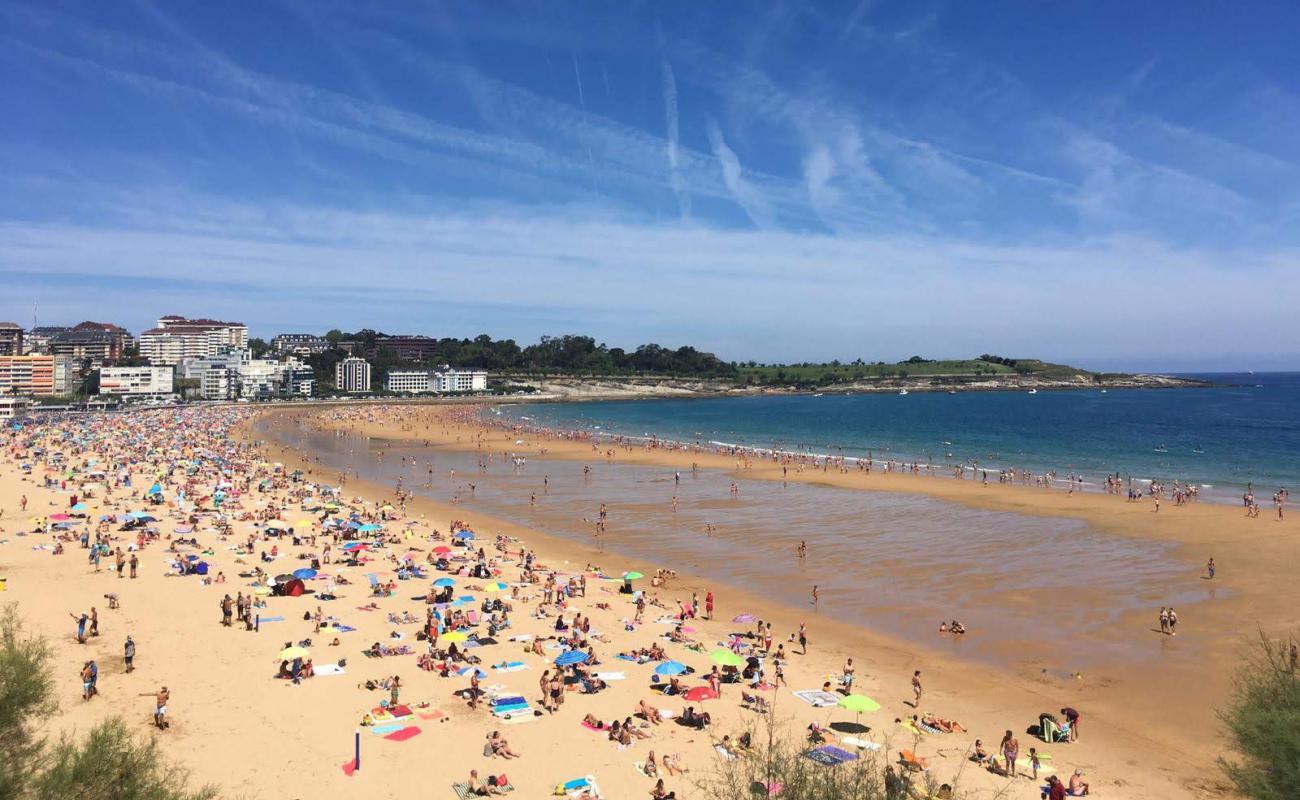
279 646 309 660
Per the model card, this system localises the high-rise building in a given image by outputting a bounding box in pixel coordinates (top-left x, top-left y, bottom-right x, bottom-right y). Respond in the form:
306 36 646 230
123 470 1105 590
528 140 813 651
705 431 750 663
0 323 23 356
0 355 76 396
140 316 248 365
334 357 371 393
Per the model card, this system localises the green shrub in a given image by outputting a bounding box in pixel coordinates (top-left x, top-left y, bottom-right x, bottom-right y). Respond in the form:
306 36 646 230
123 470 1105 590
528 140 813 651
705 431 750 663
1219 631 1300 800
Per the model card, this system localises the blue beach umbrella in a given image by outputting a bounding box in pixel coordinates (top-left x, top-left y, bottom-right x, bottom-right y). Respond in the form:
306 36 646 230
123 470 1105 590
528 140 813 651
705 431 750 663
432 577 456 588
70 503 89 512
358 523 381 533
457 666 488 679
554 650 590 667
654 660 688 676
292 568 317 580
452 530 475 540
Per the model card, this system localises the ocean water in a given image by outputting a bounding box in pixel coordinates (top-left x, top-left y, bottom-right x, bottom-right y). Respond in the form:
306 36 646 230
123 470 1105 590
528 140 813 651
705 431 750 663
498 372 1300 500
263 417 1205 670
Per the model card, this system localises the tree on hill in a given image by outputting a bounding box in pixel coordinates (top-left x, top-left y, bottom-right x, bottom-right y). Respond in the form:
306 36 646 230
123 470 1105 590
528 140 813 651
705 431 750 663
0 605 216 800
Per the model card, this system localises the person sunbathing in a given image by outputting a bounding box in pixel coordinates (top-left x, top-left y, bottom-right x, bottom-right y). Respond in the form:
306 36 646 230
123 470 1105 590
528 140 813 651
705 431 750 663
971 739 991 763
922 713 967 733
1068 770 1090 795
650 778 676 800
636 699 662 724
487 731 520 759
583 713 605 729
623 716 650 739
661 752 686 776
644 750 660 778
466 770 502 796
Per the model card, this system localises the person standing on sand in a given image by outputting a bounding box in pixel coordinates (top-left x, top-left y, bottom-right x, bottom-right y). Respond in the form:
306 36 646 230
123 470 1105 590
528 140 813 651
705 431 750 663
70 611 88 643
1000 730 1019 777
798 623 808 655
129 552 138 578
89 606 99 637
124 635 136 673
144 686 170 729
704 591 713 620
1168 607 1178 635
1158 607 1169 634
1206 558 1216 580
911 670 923 706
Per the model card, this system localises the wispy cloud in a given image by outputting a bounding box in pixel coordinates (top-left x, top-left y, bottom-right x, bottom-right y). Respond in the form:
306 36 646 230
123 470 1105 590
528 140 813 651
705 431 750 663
707 120 772 229
660 60 690 220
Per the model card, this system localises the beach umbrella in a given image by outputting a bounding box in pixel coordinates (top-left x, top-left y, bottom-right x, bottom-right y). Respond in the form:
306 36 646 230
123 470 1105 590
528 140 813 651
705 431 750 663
654 661 688 676
683 686 719 702
709 649 745 667
452 530 475 540
279 646 309 660
482 581 510 593
621 571 644 581
457 666 488 679
70 503 89 512
292 568 317 580
433 545 452 554
358 523 381 533
432 578 456 588
441 631 469 643
342 542 369 551
837 694 881 714
274 574 296 584
554 650 590 667
294 519 313 528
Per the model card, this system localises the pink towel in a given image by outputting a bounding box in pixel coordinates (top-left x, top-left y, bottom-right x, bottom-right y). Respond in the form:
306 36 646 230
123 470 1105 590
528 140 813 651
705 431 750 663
384 726 422 742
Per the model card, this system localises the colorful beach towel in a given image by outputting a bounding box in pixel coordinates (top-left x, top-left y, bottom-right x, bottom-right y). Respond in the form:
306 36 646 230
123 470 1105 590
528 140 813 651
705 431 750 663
384 726 421 742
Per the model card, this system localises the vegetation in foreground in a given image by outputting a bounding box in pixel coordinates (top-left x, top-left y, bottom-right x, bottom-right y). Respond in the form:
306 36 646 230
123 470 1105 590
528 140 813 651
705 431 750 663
1219 631 1300 800
0 604 216 800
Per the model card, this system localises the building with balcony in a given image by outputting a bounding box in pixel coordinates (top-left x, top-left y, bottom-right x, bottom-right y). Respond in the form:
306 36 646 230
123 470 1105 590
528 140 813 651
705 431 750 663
0 355 76 397
0 323 23 356
335 357 371 393
140 316 248 365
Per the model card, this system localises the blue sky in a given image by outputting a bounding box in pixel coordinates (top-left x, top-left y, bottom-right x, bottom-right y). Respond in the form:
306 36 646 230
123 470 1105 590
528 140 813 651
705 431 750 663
2 1 1299 370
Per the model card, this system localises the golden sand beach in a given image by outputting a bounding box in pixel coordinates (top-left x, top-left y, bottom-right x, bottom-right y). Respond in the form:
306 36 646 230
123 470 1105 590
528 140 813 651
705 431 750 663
2 402 1293 800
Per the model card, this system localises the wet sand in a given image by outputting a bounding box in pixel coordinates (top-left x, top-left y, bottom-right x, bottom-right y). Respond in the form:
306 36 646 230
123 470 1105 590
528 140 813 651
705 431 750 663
252 401 1300 799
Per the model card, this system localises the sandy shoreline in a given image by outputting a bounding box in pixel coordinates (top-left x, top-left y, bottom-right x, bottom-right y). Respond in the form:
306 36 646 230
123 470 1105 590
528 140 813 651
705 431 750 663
2 403 1289 800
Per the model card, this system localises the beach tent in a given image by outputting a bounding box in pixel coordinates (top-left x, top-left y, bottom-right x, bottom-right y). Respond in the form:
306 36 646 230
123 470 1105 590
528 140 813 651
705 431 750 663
282 578 306 597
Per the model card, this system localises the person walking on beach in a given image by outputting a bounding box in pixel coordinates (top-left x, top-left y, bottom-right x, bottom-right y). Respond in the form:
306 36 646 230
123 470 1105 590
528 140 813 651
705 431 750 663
1159 607 1170 635
124 635 136 673
798 623 808 655
220 594 233 627
80 660 98 700
811 585 819 607
1206 558 1216 580
1000 730 1019 777
1168 607 1178 635
704 591 713 620
911 670 923 706
89 606 99 637
129 552 138 578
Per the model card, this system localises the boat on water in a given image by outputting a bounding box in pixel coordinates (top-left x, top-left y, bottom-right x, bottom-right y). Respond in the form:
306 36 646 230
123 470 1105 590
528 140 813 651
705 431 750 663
813 393 824 397
1154 444 1169 454
946 390 957 395
898 389 909 396
1027 389 1038 394
1192 446 1205 455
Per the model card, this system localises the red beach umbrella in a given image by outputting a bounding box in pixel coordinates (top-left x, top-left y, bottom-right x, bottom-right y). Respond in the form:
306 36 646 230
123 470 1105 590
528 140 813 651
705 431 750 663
683 686 719 702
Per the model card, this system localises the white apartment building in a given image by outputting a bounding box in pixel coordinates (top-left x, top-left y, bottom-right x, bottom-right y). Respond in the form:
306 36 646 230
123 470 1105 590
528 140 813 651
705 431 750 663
383 370 432 393
382 367 487 394
98 366 175 396
436 369 488 393
335 357 371 393
140 316 248 365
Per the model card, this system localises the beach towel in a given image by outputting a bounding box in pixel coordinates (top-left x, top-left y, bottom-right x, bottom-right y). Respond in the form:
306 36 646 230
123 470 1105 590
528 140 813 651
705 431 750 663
493 661 528 672
257 615 285 623
418 709 447 721
840 736 882 751
500 711 539 725
384 726 421 742
323 624 357 633
369 723 404 735
1018 757 1056 774
315 663 346 676
898 720 923 735
917 720 944 735
593 672 625 680
715 745 737 760
793 690 840 707
805 745 858 766
581 720 607 732
452 782 514 800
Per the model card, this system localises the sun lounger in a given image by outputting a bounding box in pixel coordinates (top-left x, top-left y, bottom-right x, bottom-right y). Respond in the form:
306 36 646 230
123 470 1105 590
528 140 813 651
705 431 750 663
898 749 929 771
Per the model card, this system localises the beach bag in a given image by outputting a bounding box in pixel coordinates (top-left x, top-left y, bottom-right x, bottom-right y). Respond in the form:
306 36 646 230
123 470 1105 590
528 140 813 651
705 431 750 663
483 742 494 757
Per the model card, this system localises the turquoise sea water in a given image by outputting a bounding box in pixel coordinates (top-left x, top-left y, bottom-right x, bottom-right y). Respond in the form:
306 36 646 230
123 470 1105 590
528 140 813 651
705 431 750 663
498 373 1300 500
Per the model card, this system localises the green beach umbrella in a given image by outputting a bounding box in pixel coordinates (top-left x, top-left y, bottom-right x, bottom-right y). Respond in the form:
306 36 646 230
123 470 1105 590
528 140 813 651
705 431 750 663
837 694 881 714
621 571 644 581
709 649 745 667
